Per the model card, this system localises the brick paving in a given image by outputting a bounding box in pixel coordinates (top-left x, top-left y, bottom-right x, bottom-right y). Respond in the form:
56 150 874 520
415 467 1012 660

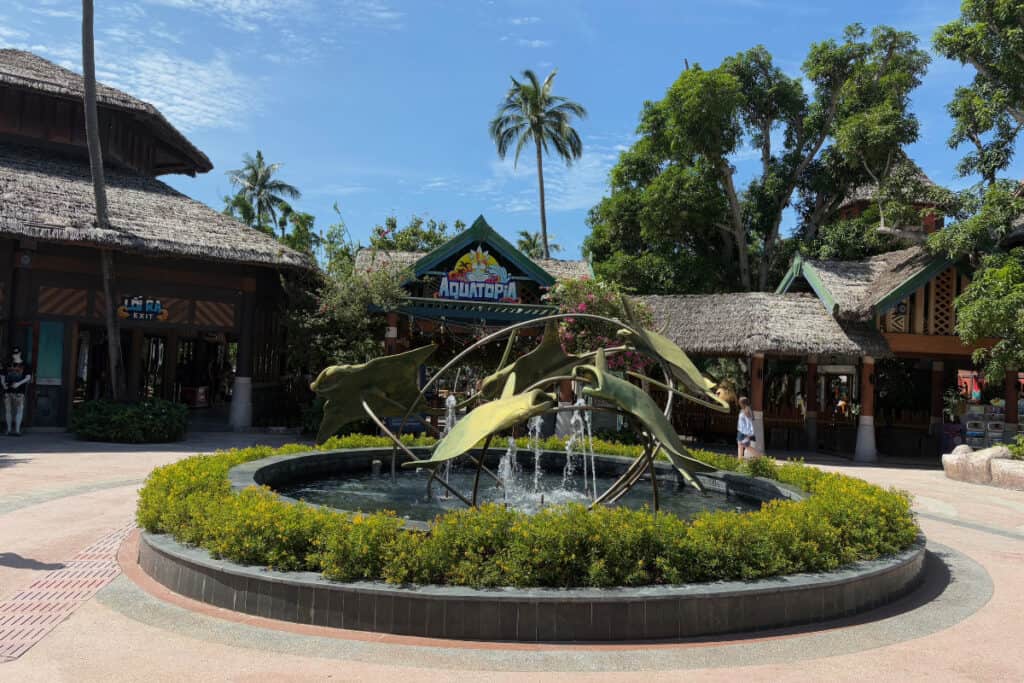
0 523 132 662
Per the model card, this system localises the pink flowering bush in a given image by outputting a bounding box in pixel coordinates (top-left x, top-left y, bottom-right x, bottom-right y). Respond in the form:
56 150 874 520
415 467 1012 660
544 277 654 372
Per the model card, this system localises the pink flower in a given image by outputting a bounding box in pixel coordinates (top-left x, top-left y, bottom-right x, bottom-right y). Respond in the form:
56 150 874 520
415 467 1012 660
577 302 588 313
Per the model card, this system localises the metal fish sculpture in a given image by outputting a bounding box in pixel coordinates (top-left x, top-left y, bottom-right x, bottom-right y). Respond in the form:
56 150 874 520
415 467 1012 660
310 344 437 444
405 373 555 470
573 348 714 490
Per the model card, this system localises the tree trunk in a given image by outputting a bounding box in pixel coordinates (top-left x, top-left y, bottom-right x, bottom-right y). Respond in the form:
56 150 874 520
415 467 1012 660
717 160 751 290
535 140 550 259
83 0 126 401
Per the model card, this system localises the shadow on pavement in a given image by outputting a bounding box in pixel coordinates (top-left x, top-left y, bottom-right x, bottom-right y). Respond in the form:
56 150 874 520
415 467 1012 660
0 553 65 571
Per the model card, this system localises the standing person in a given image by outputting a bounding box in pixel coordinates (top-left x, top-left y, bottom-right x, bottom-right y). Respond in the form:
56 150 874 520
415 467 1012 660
736 396 756 459
2 347 33 436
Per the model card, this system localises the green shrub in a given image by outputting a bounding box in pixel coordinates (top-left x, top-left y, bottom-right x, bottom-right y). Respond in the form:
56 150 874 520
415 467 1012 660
71 399 188 443
1010 435 1024 461
137 436 919 589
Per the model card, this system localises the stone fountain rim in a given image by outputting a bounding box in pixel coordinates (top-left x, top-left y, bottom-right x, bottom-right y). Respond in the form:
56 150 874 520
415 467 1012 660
227 446 806 533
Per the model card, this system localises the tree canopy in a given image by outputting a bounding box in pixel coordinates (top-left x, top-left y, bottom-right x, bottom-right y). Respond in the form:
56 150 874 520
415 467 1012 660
370 215 466 252
585 25 930 293
927 1 1024 378
225 150 302 237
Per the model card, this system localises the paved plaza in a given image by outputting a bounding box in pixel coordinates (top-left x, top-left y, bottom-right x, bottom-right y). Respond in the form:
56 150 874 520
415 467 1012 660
1 432 1022 681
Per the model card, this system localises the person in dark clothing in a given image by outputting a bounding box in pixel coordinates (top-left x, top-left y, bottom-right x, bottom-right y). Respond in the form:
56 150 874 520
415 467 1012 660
2 347 33 436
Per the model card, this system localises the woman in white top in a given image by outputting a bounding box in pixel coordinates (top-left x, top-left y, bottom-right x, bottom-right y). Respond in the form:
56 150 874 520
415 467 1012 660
736 396 756 459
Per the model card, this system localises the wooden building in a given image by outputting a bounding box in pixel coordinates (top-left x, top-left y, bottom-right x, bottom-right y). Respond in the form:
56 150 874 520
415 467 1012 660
0 50 311 430
644 243 1007 461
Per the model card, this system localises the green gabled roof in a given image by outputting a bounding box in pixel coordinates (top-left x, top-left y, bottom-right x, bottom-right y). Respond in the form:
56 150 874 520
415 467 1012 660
776 246 949 322
411 215 556 286
776 254 839 316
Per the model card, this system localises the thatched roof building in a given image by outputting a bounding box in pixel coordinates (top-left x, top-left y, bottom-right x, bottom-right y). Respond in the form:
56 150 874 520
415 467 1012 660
639 292 891 358
0 49 210 176
0 142 311 270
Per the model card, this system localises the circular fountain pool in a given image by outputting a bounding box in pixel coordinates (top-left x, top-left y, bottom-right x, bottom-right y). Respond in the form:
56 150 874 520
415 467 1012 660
277 464 757 521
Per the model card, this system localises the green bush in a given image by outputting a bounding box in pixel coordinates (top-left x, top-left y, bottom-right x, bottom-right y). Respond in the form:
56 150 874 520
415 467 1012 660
71 399 188 443
1010 435 1024 461
137 436 919 589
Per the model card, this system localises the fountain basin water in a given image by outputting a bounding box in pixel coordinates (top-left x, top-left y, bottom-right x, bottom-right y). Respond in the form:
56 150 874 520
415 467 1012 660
229 447 800 532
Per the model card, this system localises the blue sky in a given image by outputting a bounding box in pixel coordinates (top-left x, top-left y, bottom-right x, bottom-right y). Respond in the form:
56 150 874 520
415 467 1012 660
2 0 1019 260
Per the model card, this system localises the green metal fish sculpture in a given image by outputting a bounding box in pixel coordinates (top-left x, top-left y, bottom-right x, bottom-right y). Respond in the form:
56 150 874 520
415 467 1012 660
405 373 556 469
310 344 437 444
573 348 714 489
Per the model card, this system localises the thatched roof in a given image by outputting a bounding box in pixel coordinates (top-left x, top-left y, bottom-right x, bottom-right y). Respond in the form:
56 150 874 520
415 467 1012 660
804 246 936 321
638 292 891 358
0 50 211 175
354 248 591 281
0 142 312 270
838 159 936 209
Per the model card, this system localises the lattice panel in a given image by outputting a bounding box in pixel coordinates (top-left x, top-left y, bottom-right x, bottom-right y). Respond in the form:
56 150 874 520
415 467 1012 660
930 268 956 336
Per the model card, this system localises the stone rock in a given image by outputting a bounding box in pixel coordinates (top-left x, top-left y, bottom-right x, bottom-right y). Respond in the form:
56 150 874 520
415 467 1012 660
990 458 1024 491
942 445 1010 484
951 444 974 457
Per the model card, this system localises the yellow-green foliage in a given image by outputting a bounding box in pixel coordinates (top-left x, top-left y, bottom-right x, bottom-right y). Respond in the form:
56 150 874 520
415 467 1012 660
137 436 918 588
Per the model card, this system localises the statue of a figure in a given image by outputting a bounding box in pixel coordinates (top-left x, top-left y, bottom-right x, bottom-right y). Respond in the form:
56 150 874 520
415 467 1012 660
2 347 33 436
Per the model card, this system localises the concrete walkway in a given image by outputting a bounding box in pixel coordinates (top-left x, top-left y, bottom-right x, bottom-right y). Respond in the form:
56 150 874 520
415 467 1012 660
1 433 1022 681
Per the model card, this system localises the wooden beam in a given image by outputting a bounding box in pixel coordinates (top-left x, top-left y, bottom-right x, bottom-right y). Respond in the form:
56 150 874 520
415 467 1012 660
912 287 925 334
883 332 997 357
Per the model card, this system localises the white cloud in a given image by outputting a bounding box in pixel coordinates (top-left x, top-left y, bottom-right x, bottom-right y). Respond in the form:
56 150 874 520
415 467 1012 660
468 137 627 214
518 39 550 49
144 0 403 32
510 16 540 25
0 24 29 44
98 50 254 131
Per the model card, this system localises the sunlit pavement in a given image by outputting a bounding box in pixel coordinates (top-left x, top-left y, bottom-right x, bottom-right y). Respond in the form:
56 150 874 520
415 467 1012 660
1 433 1022 681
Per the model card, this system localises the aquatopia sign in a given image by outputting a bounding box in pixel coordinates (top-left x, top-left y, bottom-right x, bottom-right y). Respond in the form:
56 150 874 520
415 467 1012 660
438 246 519 302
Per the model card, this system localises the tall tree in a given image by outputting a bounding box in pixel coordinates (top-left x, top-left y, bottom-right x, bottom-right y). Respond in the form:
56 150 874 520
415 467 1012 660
82 0 126 400
226 150 301 238
490 69 587 259
516 230 561 259
586 26 929 292
927 1 1024 378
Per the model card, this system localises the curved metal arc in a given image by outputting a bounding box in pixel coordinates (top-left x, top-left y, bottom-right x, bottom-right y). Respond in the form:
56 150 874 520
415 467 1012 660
626 370 730 413
391 312 645 477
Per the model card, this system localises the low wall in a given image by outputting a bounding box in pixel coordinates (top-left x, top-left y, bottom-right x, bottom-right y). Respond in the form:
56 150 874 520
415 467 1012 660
139 533 925 643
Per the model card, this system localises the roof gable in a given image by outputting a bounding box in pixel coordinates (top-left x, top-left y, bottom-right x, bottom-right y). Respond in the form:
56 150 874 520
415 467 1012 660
412 215 556 286
777 246 950 321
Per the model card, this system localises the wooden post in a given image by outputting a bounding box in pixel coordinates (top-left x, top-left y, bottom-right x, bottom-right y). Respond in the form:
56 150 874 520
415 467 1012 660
163 331 178 402
127 327 144 401
930 361 944 435
751 353 766 452
912 288 925 334
384 312 400 355
1006 369 1019 442
805 355 818 451
229 293 255 430
854 356 877 462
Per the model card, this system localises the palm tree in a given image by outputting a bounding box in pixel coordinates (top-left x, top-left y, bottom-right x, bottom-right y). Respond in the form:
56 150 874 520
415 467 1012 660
516 230 562 259
490 69 586 259
82 0 126 401
226 150 301 238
